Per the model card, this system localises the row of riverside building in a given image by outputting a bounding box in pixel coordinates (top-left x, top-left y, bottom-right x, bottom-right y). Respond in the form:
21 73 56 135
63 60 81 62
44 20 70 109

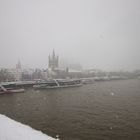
1 50 84 82
1 50 136 82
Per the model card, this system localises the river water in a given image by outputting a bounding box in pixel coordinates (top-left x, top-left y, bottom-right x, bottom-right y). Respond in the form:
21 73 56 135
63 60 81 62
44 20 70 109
0 79 140 140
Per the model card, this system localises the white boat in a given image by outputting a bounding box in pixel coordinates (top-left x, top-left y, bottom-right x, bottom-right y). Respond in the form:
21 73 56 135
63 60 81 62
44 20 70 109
0 84 25 94
33 79 82 89
81 78 95 84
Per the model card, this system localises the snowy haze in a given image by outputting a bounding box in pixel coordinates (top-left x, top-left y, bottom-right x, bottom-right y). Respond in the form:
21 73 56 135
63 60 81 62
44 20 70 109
0 0 140 71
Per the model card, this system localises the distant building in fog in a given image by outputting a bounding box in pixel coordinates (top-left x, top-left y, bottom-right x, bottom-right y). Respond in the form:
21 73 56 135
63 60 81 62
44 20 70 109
48 49 59 70
47 50 84 79
6 60 23 81
47 50 59 78
15 60 22 81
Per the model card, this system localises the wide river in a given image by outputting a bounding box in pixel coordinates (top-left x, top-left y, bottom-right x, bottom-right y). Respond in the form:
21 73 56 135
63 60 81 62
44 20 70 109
0 79 140 140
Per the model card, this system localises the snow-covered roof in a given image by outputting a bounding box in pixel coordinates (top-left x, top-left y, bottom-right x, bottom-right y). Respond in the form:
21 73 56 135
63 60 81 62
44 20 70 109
0 114 56 140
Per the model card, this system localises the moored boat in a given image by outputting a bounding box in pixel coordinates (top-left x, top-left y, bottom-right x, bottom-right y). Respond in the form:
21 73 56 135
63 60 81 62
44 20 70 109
33 79 82 89
81 78 95 84
0 84 25 94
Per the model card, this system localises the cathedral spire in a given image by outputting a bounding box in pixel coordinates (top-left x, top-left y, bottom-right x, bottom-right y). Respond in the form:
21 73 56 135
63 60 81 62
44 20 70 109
16 59 21 69
52 49 55 58
48 50 59 70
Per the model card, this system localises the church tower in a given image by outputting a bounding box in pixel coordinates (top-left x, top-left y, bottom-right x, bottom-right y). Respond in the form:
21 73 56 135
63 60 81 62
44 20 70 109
48 50 59 70
15 60 22 81
16 60 21 69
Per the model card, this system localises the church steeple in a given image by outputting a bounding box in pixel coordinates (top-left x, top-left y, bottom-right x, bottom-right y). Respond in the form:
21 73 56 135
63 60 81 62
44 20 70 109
48 50 59 70
53 49 55 57
15 60 22 81
16 60 21 69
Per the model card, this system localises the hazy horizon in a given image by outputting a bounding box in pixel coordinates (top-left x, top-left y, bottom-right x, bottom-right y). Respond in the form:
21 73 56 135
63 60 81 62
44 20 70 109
0 0 140 71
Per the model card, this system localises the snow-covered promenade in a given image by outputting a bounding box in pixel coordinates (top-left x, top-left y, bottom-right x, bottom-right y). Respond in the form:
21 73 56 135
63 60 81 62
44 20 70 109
0 114 56 140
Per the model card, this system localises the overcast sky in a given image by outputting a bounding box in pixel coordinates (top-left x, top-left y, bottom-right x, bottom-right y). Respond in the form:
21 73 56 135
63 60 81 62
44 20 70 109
0 0 140 71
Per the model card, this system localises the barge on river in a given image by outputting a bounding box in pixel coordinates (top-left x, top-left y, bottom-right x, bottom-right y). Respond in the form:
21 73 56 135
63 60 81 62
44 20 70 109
33 79 82 89
0 83 25 94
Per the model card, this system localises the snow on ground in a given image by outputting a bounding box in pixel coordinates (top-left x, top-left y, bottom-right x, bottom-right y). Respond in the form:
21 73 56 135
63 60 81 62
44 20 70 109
0 114 56 140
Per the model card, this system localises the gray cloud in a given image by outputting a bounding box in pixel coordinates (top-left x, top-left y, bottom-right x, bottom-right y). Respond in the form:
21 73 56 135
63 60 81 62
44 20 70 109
0 0 140 71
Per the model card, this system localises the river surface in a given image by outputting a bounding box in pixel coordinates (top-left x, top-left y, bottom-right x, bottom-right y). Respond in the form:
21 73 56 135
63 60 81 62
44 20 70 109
0 79 140 140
